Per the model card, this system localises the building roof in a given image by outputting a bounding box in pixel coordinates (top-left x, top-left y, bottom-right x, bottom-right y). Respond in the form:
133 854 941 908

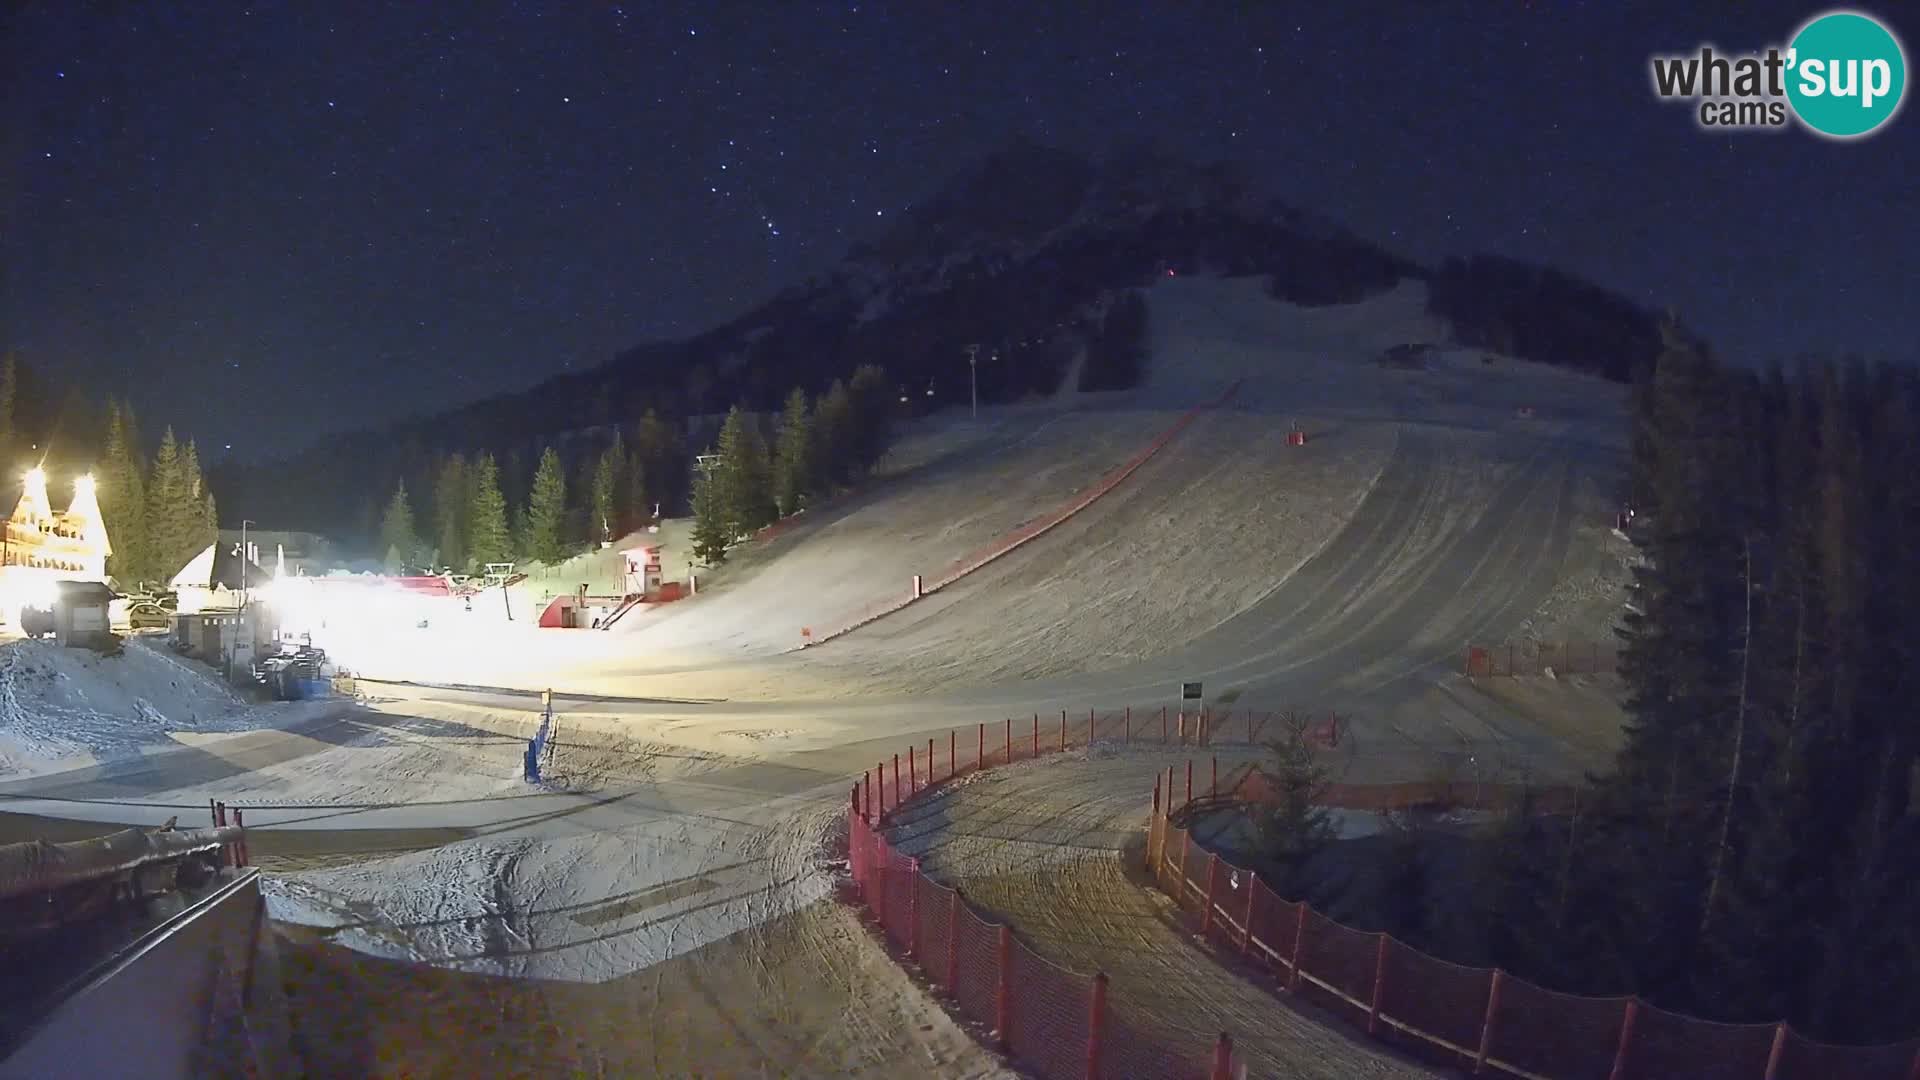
168 544 272 592
53 580 118 603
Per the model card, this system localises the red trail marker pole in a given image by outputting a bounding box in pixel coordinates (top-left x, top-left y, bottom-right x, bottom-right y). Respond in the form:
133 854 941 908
1124 705 1131 742
1005 718 1012 764
908 745 917 795
950 730 957 780
893 753 901 808
1032 713 1039 758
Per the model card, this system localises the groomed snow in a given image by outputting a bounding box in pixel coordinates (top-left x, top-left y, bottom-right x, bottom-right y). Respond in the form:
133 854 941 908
0 636 339 780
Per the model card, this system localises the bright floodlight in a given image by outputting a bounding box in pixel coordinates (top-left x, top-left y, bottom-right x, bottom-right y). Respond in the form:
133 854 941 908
74 474 95 494
24 467 45 486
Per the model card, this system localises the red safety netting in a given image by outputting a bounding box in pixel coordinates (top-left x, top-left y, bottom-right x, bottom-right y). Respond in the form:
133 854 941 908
1773 1029 1920 1080
1618 1000 1776 1078
1487 976 1630 1080
1295 908 1379 1027
1378 937 1493 1061
1099 1005 1211 1080
850 739 1920 1080
951 902 1001 1032
917 875 954 984
1007 936 1092 1080
882 848 913 953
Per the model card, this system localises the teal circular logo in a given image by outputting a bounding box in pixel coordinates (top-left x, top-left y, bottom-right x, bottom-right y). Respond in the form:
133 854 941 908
1786 11 1907 138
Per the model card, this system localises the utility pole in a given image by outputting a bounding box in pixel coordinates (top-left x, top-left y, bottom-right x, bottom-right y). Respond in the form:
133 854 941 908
964 344 980 420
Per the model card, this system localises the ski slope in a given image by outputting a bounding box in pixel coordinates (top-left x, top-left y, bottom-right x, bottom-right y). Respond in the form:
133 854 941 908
0 274 1635 1077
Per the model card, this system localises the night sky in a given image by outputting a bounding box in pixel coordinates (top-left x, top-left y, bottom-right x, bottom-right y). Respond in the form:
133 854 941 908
5 1 1915 456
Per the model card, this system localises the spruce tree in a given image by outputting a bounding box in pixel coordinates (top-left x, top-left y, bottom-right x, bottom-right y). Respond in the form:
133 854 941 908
145 427 192 583
846 364 894 472
379 480 419 572
466 453 511 570
633 409 681 514
773 387 814 516
434 454 468 573
715 406 775 538
99 400 149 584
812 379 855 489
592 432 626 544
524 446 568 564
689 462 729 565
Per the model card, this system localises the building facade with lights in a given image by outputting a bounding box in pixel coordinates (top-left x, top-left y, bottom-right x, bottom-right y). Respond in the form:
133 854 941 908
1 469 111 624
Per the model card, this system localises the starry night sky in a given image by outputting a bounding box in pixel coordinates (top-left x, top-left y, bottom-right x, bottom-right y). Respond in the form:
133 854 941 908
4 1 1915 456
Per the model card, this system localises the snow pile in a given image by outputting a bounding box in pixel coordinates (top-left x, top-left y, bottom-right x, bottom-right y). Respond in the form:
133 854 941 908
0 637 308 778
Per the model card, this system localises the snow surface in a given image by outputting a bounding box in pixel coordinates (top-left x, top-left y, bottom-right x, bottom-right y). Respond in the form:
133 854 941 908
0 636 338 780
4 275 1639 1072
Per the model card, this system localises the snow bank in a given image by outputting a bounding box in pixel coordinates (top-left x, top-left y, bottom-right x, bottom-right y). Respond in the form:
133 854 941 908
0 637 324 779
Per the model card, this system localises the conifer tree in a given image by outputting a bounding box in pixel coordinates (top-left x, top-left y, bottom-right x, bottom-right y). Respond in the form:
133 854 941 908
524 446 568 564
145 427 193 582
812 379 855 489
99 400 149 583
434 454 468 573
773 388 814 516
592 431 626 544
466 453 511 570
714 406 775 536
689 462 729 565
379 480 419 572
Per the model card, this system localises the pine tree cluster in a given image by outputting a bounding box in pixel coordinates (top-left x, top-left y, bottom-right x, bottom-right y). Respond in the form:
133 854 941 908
95 401 219 587
1483 320 1920 1044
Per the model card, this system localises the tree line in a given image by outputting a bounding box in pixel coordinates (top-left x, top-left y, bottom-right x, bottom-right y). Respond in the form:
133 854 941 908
690 365 894 565
0 352 224 588
17 390 218 589
371 362 901 575
1467 321 1920 1044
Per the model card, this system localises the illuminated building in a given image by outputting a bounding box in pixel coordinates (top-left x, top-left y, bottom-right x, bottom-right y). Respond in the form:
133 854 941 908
1 469 111 625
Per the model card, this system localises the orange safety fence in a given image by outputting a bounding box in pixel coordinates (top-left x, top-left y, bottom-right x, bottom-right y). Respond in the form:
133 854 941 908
1146 764 1920 1080
806 380 1242 649
1465 640 1620 678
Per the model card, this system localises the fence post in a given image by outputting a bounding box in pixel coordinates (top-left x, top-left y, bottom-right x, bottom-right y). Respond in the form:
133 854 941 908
995 925 1014 1052
1088 706 1095 747
1368 934 1389 1035
208 798 218 828
909 745 917 796
1032 713 1039 758
1061 708 1067 752
947 889 962 996
1210 1032 1233 1080
930 738 936 785
978 722 985 770
233 808 248 867
1085 972 1109 1080
851 783 860 822
877 843 889 927
1186 760 1193 808
893 753 901 808
1608 1000 1640 1080
1762 1022 1789 1080
1201 854 1220 935
1211 755 1218 799
1161 705 1167 742
950 730 957 780
1179 830 1192 895
1006 717 1012 765
1475 969 1505 1075
1288 903 1308 991
1125 705 1130 742
907 858 920 959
